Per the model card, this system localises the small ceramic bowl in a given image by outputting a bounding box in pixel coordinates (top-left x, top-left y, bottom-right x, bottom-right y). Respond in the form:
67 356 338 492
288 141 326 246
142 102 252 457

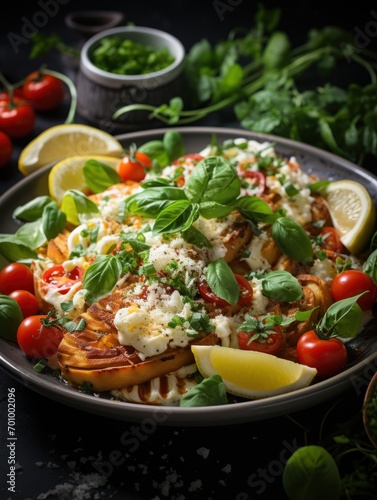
76 26 186 132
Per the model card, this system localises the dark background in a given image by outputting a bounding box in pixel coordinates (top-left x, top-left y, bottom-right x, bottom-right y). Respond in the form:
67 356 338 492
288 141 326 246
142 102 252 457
1 2 377 499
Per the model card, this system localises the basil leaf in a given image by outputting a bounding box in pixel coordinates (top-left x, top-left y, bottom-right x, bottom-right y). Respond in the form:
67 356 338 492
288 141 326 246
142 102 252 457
83 254 122 304
83 160 121 194
16 220 46 249
206 258 239 305
182 226 212 248
12 195 54 221
60 189 99 226
126 187 187 217
153 200 199 235
199 201 233 219
163 130 185 162
138 140 170 167
235 196 277 224
185 156 240 205
262 270 303 302
272 217 313 264
42 203 66 241
180 374 228 407
363 248 377 283
0 235 38 261
317 294 364 339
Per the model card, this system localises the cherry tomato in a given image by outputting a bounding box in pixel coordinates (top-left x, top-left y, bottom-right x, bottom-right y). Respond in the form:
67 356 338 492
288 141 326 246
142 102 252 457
242 170 266 195
330 269 377 311
0 262 34 295
0 130 12 168
198 274 253 307
117 151 152 182
0 88 24 102
23 71 64 111
42 265 84 294
0 99 35 138
172 153 204 166
238 325 283 355
320 227 345 254
9 290 39 317
17 314 63 358
297 330 347 378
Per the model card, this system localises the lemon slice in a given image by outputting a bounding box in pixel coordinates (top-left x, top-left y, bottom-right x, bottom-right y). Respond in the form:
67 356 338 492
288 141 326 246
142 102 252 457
48 155 120 205
325 179 377 255
18 124 124 176
192 345 317 399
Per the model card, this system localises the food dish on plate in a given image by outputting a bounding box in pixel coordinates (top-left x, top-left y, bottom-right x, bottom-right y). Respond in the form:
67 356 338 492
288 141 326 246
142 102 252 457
1 127 377 425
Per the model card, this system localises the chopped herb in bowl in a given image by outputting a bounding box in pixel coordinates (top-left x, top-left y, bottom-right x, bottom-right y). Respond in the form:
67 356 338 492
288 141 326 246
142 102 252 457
90 36 175 75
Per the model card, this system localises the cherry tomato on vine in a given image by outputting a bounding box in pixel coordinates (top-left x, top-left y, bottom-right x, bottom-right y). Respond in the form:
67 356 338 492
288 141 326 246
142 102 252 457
199 274 253 307
117 151 152 182
297 329 347 378
0 98 35 138
330 269 377 311
238 324 283 355
42 265 84 294
320 227 345 254
23 71 64 111
0 262 34 295
17 314 63 358
0 88 24 102
0 130 12 168
9 290 39 317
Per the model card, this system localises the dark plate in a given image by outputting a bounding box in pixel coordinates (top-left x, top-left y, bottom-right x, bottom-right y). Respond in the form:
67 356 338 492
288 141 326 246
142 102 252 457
1 126 376 426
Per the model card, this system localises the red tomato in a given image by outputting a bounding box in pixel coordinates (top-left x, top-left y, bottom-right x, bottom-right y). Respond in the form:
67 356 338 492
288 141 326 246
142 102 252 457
0 263 34 295
320 227 345 254
23 71 64 111
42 265 84 294
198 274 253 307
297 329 347 378
0 130 12 168
242 170 266 195
0 99 35 138
118 151 152 182
172 153 204 166
238 325 283 355
17 314 63 358
0 88 24 102
330 269 377 311
9 290 39 317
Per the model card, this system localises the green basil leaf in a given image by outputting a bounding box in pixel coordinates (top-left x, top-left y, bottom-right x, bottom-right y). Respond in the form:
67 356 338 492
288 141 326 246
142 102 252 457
262 270 303 302
16 220 46 249
263 31 291 71
272 217 313 264
182 226 212 248
363 248 377 283
199 201 233 219
60 189 99 226
0 235 38 262
138 140 170 167
126 187 187 217
83 254 122 304
163 130 185 162
153 200 199 235
235 196 277 224
180 374 228 407
42 203 67 241
83 160 121 194
185 156 240 205
318 293 364 339
12 195 54 221
206 258 239 305
0 294 24 341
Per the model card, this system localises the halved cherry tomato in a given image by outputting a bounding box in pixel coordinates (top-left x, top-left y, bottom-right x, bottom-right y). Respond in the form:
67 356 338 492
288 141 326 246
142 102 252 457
242 170 266 195
0 130 12 168
172 153 204 167
117 151 152 182
9 290 39 318
238 324 283 355
42 265 84 294
320 227 345 254
0 98 35 138
17 314 63 358
0 262 34 295
330 269 377 311
297 329 347 378
198 274 253 307
23 71 64 111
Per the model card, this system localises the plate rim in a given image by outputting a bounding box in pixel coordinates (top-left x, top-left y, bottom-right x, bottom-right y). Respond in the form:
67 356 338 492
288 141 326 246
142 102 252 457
1 125 377 426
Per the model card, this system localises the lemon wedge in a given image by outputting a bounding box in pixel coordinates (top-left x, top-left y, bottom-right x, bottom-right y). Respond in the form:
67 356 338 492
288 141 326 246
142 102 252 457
18 124 124 176
48 155 120 205
325 179 377 255
192 345 317 399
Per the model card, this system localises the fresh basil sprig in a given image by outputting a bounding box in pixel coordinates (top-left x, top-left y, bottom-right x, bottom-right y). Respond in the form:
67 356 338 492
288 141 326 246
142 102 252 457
83 159 121 194
316 293 365 340
60 189 99 226
272 217 313 264
205 258 239 305
261 270 303 302
83 254 122 303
